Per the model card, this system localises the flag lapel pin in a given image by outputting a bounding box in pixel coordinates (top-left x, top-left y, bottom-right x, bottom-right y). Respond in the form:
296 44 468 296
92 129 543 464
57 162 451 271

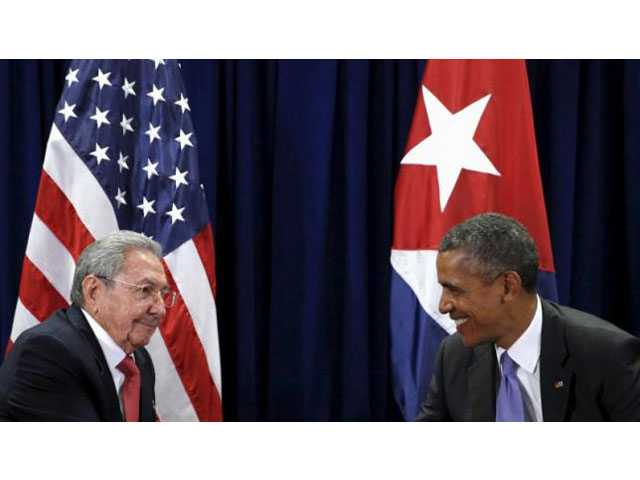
554 380 565 389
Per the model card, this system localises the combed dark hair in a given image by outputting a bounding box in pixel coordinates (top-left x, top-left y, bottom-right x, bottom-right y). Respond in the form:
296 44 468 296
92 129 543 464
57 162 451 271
439 213 539 293
70 230 162 306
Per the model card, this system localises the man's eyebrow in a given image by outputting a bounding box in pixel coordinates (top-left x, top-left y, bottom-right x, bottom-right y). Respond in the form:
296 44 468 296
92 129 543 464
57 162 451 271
138 277 167 289
441 281 463 292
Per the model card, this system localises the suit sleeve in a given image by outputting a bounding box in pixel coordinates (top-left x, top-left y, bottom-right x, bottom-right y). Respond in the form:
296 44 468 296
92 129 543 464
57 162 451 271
414 339 451 421
601 336 640 421
4 333 101 421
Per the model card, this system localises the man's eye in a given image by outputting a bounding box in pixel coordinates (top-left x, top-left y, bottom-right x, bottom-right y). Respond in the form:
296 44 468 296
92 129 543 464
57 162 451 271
140 285 155 296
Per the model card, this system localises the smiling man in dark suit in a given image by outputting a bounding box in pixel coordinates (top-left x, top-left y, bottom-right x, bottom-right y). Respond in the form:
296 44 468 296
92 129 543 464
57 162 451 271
0 230 175 421
415 213 640 421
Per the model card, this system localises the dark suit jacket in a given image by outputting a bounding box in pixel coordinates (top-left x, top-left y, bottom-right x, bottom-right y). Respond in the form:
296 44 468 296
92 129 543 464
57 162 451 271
0 305 156 421
415 299 640 421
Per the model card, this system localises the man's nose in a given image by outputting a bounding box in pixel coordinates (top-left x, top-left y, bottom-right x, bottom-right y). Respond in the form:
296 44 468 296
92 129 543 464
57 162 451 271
149 294 167 318
439 291 454 315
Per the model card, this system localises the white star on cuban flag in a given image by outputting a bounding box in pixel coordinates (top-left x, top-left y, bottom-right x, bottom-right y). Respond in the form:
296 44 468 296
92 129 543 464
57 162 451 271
401 86 500 212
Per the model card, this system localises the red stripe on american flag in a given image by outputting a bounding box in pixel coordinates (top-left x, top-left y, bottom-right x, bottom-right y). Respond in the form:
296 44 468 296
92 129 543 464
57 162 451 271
34 171 95 260
159 261 223 421
192 224 217 298
19 256 69 322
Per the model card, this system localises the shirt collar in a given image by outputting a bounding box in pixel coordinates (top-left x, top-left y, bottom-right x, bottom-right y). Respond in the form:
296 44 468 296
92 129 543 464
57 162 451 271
495 295 542 374
81 308 127 369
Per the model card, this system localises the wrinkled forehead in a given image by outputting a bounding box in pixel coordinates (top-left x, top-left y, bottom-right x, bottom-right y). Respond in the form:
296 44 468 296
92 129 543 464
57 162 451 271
120 249 167 285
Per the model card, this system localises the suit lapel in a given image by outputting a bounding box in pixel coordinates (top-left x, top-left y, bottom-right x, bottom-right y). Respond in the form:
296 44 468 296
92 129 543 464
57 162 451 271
134 349 155 421
467 344 497 421
66 305 124 421
540 301 573 422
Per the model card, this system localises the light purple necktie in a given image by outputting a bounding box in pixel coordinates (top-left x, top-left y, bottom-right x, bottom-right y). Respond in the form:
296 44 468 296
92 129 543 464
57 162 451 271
496 351 525 422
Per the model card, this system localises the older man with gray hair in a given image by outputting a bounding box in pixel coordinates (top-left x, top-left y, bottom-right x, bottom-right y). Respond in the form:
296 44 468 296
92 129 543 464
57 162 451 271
0 230 175 421
416 212 640 421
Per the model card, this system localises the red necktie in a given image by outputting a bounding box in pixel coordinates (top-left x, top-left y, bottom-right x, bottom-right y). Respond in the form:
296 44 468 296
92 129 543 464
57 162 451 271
117 356 140 422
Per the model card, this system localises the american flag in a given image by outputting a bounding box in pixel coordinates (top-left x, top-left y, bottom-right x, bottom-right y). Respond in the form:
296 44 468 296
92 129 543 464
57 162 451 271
7 59 222 421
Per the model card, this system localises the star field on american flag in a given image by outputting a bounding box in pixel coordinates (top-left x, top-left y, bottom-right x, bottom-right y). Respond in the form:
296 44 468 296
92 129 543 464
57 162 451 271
10 59 222 421
55 60 209 255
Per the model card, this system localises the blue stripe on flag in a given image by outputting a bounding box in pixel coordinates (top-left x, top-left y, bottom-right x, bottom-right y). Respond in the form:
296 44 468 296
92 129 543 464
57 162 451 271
390 267 448 421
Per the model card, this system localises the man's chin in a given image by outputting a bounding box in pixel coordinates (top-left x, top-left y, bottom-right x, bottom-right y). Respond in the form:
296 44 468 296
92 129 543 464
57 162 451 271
127 325 157 350
459 333 478 348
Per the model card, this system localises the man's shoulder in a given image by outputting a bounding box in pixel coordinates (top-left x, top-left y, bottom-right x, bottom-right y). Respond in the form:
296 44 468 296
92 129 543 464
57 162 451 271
9 306 99 366
16 306 82 343
0 307 89 394
541 299 639 362
542 299 635 343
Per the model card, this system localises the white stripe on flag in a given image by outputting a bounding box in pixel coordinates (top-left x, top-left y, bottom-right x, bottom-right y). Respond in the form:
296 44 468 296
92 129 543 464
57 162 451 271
25 214 76 303
165 240 222 394
43 124 119 239
145 330 199 421
390 249 456 334
10 299 40 342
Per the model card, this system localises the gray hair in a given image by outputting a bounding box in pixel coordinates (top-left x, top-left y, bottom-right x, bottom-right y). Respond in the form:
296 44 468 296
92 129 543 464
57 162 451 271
439 213 539 293
70 230 162 306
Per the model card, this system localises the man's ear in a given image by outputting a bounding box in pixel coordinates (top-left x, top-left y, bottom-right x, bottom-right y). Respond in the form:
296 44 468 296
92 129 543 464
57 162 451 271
502 271 522 301
82 275 102 312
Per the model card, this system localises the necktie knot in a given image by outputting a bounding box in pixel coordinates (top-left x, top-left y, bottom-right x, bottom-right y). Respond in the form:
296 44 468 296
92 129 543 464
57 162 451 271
117 355 140 377
500 352 518 376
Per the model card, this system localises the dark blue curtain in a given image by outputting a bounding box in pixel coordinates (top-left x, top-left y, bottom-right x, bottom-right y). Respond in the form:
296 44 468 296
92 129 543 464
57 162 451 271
1 60 639 420
0 59 68 357
527 60 640 336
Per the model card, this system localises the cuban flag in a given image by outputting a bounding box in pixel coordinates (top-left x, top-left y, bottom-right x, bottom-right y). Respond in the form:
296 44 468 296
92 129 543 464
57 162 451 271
390 60 557 420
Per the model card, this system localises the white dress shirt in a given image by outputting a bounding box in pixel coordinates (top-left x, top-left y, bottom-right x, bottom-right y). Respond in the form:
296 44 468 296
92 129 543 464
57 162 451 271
81 308 127 414
495 295 543 422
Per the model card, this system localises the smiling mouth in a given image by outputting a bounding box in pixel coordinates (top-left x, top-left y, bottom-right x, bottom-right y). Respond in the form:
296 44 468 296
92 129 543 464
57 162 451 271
453 317 469 327
136 318 159 328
